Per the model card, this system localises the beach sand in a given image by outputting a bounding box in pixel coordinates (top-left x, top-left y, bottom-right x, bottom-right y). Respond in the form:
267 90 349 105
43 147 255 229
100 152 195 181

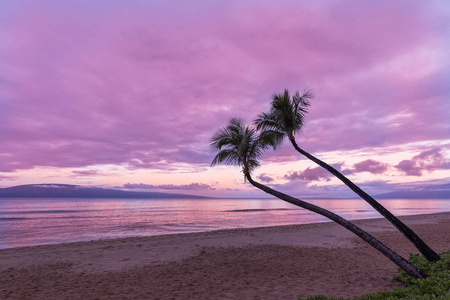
0 212 449 299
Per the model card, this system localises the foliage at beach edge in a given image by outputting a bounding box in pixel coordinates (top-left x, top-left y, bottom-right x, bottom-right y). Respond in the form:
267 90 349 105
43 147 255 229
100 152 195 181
299 252 450 300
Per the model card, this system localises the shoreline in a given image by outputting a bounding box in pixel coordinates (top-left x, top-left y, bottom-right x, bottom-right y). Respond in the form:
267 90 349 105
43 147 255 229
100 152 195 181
1 211 449 299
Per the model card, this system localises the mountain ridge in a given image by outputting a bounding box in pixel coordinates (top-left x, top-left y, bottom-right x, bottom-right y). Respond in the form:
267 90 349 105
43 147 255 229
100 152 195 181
0 184 211 199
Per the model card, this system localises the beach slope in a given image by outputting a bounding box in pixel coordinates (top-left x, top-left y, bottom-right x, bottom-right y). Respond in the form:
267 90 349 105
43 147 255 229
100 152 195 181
1 212 449 299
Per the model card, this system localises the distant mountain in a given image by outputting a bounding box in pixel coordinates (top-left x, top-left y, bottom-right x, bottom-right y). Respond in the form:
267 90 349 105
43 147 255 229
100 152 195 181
375 184 450 199
0 184 211 199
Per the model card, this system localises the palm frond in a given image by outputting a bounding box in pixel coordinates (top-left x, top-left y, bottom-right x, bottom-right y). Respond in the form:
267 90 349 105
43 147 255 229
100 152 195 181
258 88 313 138
211 118 275 176
211 149 239 167
254 112 282 131
258 129 285 150
210 128 232 150
246 158 260 174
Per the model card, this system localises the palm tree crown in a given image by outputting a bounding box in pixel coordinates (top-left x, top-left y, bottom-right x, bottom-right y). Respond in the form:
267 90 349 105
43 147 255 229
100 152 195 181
211 118 281 176
255 89 312 140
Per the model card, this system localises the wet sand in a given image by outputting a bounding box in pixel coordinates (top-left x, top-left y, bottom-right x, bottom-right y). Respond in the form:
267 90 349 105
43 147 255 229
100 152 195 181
1 212 449 299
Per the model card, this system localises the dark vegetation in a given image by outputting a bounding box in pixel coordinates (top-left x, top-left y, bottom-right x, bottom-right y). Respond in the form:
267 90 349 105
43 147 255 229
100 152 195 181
300 252 450 300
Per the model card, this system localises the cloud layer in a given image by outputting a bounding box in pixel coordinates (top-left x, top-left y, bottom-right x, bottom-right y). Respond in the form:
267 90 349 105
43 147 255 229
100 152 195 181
352 160 389 175
0 1 449 196
284 167 332 182
282 147 450 186
396 148 450 176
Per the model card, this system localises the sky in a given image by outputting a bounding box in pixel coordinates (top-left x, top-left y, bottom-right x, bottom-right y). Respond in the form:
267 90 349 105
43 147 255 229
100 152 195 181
0 0 449 198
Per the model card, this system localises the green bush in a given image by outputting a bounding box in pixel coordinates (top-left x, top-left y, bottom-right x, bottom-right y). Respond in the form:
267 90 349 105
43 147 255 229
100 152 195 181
299 252 450 300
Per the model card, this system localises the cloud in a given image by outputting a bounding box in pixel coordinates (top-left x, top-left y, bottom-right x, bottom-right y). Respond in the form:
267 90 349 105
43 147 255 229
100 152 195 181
71 170 101 177
123 182 215 191
282 160 390 183
284 166 332 182
0 174 17 181
353 159 389 174
396 160 421 176
330 162 354 175
395 147 450 176
257 173 274 183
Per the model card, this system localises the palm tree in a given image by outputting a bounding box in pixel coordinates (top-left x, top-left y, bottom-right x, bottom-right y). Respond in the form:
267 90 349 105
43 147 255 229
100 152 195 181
211 118 426 279
254 89 440 262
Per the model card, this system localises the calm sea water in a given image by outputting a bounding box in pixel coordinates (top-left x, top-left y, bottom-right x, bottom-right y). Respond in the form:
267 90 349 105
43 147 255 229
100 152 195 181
0 197 448 249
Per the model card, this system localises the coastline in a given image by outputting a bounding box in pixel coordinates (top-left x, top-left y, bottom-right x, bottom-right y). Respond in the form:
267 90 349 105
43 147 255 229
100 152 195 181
1 211 449 299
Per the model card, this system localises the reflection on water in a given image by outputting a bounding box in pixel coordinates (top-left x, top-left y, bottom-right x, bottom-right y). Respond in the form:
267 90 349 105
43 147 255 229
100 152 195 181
0 197 448 249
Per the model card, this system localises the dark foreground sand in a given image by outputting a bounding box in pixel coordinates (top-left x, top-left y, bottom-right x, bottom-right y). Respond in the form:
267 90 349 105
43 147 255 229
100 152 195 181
0 212 449 299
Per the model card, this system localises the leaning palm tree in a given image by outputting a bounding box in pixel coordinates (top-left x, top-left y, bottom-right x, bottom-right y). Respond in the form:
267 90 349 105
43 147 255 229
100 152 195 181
211 118 426 279
254 89 440 262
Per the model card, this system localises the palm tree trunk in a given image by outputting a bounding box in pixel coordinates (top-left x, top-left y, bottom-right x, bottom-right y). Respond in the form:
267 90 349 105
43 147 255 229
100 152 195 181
245 173 426 279
288 137 440 262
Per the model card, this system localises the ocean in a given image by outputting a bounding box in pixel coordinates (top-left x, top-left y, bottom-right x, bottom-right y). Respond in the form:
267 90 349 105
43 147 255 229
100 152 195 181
0 197 448 249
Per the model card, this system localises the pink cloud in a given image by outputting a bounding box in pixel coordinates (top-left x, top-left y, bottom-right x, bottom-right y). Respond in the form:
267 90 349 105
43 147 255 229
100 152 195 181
123 183 215 191
284 167 332 182
0 0 448 175
353 159 389 174
330 163 354 176
395 147 450 176
0 175 17 181
257 173 274 183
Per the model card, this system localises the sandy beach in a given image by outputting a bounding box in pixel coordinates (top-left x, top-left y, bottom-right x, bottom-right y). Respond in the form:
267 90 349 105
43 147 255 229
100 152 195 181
0 212 449 299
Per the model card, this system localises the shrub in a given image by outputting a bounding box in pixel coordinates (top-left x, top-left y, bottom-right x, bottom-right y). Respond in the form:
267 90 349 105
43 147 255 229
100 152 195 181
299 252 450 300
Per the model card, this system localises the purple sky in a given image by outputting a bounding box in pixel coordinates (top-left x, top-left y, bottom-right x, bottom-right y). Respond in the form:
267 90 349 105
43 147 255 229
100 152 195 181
1 0 449 198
